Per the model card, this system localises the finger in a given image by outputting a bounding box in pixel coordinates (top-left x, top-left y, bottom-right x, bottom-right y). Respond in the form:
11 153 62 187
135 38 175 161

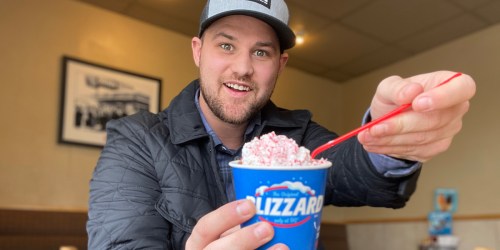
361 119 461 150
371 75 424 119
186 199 255 250
365 102 468 137
204 222 275 250
409 72 476 112
376 75 423 104
220 225 241 238
362 137 453 162
267 243 290 250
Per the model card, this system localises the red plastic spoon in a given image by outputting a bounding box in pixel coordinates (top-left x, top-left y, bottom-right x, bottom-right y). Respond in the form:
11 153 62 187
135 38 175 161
310 72 463 159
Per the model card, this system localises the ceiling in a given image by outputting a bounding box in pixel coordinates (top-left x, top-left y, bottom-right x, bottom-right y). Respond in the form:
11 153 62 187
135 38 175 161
77 0 500 83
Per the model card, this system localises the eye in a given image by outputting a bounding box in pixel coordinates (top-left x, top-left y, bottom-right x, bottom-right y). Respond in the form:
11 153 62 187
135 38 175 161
220 43 233 51
254 50 268 57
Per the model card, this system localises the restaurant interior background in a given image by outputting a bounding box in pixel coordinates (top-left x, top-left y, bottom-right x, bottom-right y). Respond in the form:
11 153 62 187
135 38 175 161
1 0 499 249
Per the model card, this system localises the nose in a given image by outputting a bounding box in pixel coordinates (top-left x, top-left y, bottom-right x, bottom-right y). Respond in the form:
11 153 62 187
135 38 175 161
231 52 254 79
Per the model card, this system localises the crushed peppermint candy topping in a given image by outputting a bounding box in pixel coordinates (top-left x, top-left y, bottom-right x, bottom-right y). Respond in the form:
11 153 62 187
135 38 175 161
241 132 327 166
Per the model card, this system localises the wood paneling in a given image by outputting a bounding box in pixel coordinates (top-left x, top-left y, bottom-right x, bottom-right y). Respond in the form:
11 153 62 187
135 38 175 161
319 223 349 250
0 209 350 250
0 209 87 250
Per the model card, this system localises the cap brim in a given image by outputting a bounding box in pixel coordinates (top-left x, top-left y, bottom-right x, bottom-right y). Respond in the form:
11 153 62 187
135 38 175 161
199 10 296 51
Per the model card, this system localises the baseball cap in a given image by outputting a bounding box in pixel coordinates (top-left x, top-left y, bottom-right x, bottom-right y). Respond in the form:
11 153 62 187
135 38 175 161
199 0 296 51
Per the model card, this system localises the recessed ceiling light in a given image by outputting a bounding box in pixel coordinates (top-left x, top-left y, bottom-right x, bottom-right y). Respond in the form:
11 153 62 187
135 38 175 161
294 30 305 45
295 35 305 45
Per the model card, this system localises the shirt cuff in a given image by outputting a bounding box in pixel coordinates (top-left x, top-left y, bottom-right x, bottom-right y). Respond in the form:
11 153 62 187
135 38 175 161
368 152 422 177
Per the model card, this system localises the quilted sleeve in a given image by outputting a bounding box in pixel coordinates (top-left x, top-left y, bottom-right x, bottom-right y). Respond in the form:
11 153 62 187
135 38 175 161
87 113 171 249
302 121 420 208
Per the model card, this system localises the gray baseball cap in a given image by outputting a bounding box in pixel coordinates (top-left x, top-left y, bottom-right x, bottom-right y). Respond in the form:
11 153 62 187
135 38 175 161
199 0 296 51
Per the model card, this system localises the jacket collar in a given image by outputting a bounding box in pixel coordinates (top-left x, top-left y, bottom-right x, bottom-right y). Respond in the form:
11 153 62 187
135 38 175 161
162 80 311 145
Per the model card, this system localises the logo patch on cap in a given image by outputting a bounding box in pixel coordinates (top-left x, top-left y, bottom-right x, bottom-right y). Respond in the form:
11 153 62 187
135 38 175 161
247 0 271 9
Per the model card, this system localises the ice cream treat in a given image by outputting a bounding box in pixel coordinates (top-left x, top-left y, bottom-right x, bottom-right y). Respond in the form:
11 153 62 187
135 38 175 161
230 132 331 250
241 132 328 166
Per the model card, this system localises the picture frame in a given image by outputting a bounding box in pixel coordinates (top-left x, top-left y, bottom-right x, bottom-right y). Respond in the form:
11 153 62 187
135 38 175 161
434 188 458 213
58 56 162 147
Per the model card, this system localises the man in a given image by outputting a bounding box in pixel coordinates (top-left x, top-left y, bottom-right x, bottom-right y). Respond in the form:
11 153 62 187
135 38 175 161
87 0 476 249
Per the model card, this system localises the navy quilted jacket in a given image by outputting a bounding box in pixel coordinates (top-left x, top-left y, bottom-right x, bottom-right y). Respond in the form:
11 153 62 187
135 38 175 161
87 80 420 249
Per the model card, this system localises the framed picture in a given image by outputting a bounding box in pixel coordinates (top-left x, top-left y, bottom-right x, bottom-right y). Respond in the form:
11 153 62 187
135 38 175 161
434 188 458 213
58 56 162 147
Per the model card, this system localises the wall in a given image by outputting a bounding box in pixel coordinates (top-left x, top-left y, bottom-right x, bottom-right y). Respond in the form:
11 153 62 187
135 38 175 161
347 220 500 250
336 23 500 250
0 0 342 211
327 23 500 222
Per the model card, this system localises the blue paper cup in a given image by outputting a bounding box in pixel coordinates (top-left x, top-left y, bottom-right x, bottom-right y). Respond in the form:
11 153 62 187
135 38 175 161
230 160 332 250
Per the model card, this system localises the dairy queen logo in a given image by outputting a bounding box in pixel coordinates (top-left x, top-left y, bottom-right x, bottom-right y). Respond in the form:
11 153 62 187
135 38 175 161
246 181 323 228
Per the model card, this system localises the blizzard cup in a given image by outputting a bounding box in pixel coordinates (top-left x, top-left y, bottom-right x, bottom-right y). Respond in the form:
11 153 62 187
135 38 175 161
230 160 332 250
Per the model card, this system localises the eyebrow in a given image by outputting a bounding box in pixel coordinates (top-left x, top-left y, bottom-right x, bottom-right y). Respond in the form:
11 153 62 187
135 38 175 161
212 32 235 41
256 41 275 48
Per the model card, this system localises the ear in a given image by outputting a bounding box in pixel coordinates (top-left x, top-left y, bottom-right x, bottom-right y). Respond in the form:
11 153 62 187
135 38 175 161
191 37 202 67
277 52 289 75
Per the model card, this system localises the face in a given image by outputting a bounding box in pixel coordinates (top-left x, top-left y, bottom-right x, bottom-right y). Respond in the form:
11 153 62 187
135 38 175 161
192 15 289 125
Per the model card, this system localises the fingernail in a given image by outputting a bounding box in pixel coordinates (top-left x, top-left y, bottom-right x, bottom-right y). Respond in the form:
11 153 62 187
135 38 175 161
254 223 272 239
416 96 433 111
236 200 251 216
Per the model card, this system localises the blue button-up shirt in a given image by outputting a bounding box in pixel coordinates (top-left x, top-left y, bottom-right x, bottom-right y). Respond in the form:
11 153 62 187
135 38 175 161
195 89 259 201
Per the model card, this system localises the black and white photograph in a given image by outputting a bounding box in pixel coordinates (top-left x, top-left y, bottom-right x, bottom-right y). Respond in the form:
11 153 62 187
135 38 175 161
59 56 161 147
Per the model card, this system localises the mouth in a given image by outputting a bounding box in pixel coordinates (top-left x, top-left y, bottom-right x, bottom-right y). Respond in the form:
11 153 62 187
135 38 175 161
224 82 251 92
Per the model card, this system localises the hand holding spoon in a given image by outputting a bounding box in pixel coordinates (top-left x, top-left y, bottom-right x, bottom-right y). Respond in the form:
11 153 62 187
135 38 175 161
310 72 463 159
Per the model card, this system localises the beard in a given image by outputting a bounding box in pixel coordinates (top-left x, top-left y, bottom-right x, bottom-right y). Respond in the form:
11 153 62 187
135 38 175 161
199 78 273 125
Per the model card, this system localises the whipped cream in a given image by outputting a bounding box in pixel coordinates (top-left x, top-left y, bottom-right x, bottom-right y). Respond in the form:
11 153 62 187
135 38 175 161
241 132 326 166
